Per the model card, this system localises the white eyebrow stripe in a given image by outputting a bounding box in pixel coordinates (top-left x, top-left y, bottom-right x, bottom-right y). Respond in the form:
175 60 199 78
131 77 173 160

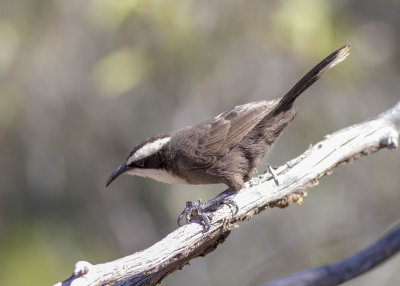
127 137 171 164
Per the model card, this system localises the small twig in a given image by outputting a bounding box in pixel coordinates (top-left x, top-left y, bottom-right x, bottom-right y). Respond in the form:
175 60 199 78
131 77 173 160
265 225 400 286
54 102 400 286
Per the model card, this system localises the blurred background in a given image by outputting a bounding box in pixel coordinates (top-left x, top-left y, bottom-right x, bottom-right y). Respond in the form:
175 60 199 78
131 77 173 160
0 0 399 285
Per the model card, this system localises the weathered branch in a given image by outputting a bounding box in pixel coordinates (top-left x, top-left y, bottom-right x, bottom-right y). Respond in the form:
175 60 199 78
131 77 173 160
55 101 400 286
265 225 400 286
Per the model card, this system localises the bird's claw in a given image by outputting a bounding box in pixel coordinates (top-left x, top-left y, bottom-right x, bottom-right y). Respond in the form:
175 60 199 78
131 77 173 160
221 198 239 215
177 191 239 232
177 200 212 232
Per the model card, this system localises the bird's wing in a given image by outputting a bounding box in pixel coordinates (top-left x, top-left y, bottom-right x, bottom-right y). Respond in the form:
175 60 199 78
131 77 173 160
172 100 278 169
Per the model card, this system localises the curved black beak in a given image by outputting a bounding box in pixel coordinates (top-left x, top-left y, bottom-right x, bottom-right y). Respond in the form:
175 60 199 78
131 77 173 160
106 162 129 187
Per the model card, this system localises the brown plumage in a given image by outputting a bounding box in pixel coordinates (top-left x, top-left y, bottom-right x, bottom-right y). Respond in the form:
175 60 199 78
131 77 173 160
107 45 350 191
106 45 350 230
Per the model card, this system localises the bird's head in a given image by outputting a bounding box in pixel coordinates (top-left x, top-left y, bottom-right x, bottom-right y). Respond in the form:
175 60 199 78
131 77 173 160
106 134 173 187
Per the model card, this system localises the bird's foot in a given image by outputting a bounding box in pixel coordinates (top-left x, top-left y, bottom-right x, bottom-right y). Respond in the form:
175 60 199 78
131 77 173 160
177 200 212 232
177 190 238 232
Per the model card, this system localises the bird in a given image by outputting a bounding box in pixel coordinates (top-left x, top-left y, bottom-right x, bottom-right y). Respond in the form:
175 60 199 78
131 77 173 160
106 45 350 230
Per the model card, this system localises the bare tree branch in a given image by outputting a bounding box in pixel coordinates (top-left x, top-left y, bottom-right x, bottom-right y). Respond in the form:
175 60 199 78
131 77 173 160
264 225 400 286
54 101 400 286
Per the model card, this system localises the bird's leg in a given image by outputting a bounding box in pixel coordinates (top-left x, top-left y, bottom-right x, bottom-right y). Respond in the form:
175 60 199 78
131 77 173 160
268 165 280 186
177 189 238 232
207 189 239 214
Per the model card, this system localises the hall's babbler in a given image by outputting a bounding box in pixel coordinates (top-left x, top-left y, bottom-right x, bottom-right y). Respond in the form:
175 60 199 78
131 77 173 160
107 45 350 230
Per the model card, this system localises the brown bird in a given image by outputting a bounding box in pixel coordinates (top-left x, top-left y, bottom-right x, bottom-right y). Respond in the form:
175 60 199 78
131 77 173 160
107 45 350 230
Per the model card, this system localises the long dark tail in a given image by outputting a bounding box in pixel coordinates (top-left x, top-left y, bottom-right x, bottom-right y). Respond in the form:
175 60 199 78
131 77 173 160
273 45 350 115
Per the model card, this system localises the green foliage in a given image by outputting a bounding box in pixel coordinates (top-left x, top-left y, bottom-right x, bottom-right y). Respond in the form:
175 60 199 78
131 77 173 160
93 48 149 97
1 0 399 285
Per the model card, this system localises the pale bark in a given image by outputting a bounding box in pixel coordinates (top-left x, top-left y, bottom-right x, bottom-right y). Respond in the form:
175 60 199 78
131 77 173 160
55 101 400 286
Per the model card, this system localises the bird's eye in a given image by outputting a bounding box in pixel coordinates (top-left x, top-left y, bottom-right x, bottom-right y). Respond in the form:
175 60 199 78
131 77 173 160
134 159 145 167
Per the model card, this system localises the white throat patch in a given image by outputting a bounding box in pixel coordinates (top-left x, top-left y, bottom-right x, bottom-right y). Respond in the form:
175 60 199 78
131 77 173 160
126 168 188 185
127 137 171 165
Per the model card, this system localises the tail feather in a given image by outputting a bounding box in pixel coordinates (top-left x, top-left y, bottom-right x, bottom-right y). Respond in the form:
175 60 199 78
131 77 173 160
273 45 350 115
